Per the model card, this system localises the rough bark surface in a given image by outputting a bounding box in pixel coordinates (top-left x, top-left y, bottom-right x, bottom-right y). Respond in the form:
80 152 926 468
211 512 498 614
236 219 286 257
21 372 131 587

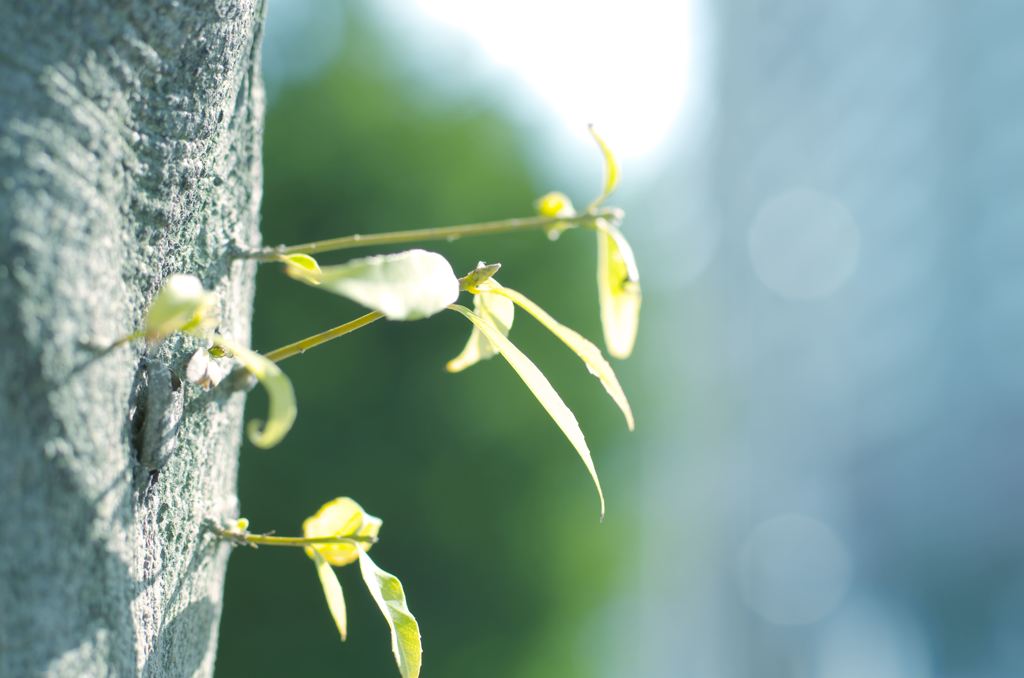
0 2 266 675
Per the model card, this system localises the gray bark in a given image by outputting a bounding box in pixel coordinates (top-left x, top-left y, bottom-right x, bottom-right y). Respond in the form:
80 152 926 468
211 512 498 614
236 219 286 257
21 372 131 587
0 2 266 675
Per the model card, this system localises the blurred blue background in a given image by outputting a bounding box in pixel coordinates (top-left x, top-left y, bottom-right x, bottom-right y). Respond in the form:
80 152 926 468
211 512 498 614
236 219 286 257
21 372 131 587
216 1 1024 676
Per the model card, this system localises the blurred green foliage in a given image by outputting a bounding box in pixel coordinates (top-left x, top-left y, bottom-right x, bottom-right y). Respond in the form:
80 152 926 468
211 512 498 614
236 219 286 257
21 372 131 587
216 11 637 678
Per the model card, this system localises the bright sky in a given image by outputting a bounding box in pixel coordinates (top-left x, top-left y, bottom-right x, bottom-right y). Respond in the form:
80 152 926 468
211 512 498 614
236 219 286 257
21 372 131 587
409 0 697 160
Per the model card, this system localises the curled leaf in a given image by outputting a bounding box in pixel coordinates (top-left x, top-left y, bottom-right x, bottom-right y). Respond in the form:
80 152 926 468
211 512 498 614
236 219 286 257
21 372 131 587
279 253 323 285
312 550 348 641
296 249 460 320
212 334 297 449
446 280 514 373
596 220 642 359
302 497 381 567
449 304 605 518
358 551 422 678
588 125 620 208
487 285 634 431
144 274 213 343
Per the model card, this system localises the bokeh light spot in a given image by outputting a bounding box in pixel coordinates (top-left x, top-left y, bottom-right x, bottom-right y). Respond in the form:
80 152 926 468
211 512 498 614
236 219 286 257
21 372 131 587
738 514 851 626
748 189 861 299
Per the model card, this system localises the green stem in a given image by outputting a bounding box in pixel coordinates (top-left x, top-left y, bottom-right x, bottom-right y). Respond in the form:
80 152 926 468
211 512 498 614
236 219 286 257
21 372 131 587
243 534 375 548
110 329 144 348
248 210 619 261
263 311 384 363
213 527 377 548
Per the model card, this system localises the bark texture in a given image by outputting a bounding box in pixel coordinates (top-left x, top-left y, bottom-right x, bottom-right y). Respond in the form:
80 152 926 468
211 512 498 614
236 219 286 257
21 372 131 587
0 2 266 675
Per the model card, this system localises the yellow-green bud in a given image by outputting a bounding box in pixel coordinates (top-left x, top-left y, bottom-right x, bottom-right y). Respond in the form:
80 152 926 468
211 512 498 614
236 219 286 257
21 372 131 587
144 274 210 343
536 191 575 218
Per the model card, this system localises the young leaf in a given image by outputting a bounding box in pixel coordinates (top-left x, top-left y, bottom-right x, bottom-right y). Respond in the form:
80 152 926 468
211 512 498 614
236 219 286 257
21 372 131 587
358 551 422 678
302 497 381 567
278 253 323 285
312 550 348 641
212 334 297 449
297 249 459 320
588 125 620 208
449 304 606 518
596 220 642 359
486 285 634 431
446 282 514 373
460 261 502 290
185 347 231 389
144 274 212 343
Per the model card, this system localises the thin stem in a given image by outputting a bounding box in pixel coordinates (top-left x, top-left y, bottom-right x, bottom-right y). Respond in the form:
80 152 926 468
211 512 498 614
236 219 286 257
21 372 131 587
242 533 376 548
247 210 620 261
212 526 377 548
263 311 384 363
110 330 144 348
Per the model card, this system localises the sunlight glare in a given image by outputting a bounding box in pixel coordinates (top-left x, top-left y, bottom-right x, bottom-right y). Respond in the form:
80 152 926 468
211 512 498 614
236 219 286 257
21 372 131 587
412 0 694 159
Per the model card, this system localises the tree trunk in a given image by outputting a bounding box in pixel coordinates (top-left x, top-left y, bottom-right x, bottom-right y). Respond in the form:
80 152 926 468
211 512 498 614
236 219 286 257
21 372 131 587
0 2 266 675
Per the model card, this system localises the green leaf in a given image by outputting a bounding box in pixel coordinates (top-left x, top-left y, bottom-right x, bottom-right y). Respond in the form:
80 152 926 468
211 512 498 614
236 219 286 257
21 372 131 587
303 497 381 567
596 220 642 359
446 281 514 373
487 285 634 431
212 334 297 449
459 261 502 289
299 249 460 320
143 274 212 343
278 253 323 285
358 551 422 678
312 550 348 641
588 125 620 208
449 304 606 518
